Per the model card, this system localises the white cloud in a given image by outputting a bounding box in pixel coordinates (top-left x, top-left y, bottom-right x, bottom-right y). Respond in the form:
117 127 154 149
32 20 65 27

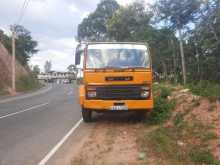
29 37 78 72
69 4 79 13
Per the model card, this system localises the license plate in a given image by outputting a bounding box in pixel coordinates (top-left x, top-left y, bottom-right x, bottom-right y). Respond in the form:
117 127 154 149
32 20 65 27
110 105 128 111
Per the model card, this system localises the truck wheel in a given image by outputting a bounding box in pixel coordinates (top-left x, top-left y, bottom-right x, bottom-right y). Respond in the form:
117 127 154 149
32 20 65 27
82 108 92 122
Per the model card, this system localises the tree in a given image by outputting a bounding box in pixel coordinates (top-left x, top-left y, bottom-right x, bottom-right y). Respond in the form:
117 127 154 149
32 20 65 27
67 64 77 73
1 26 38 66
107 2 152 41
150 28 179 82
77 0 119 41
44 61 52 73
32 65 40 76
154 0 202 84
184 0 220 82
11 25 38 65
107 2 180 81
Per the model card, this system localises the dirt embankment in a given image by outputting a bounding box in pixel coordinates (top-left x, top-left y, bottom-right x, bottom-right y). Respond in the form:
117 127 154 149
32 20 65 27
71 87 220 165
171 89 220 160
0 42 27 90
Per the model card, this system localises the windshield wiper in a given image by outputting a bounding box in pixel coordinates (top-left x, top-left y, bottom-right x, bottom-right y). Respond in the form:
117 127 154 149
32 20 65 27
105 66 123 69
91 66 122 72
121 66 147 69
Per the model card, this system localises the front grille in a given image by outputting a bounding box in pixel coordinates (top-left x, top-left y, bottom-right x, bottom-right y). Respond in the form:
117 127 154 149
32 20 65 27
87 85 147 100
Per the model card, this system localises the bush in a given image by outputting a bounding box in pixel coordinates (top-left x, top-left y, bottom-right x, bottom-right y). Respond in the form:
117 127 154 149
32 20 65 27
149 97 175 124
160 86 172 99
148 84 176 124
16 75 41 92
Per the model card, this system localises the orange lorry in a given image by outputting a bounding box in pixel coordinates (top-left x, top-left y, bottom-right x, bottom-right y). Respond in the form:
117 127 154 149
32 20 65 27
75 42 153 122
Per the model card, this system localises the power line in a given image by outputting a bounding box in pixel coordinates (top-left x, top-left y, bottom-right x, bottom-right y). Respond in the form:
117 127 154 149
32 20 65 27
11 0 30 94
16 0 30 25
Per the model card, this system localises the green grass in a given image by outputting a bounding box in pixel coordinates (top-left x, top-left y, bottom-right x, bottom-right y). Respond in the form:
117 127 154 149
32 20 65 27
144 127 191 164
140 104 219 165
189 147 219 165
148 97 176 124
187 81 220 101
16 75 41 92
142 123 219 165
147 84 176 124
0 88 9 96
139 83 219 165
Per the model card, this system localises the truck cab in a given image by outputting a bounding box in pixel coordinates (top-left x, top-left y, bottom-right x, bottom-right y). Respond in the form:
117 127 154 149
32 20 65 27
75 42 153 122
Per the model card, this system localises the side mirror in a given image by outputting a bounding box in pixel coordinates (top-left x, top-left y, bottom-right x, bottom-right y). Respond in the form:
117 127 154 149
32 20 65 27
75 50 81 65
75 44 83 65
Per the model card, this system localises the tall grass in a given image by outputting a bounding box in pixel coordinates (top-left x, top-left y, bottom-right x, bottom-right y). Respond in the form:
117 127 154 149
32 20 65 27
187 81 220 100
16 75 41 92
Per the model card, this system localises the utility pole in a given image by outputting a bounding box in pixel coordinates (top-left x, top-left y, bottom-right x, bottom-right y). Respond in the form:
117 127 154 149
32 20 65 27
11 27 16 95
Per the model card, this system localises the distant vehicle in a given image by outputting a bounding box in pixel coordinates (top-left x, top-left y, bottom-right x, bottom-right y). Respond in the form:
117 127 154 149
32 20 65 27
75 42 153 122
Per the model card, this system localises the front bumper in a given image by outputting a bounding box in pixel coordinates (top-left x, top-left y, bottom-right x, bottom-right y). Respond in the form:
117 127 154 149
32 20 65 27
83 99 153 111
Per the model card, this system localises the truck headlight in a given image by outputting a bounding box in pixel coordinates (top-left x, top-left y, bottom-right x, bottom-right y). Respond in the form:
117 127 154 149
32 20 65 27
141 91 150 98
141 86 150 91
87 91 97 98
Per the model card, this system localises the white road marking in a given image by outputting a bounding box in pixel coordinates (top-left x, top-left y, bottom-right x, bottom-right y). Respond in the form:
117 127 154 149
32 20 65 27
0 86 52 104
38 118 83 165
0 102 49 119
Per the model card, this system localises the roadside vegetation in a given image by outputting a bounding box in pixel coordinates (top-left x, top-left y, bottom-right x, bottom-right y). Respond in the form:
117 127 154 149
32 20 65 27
187 81 220 101
0 25 40 95
0 88 9 96
16 74 41 92
147 83 176 124
137 84 220 165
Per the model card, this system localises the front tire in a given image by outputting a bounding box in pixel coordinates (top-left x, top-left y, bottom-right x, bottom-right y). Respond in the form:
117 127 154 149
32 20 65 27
82 108 92 122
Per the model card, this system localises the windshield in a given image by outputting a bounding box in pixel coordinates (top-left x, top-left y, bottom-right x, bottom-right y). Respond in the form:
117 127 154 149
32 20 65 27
86 44 150 69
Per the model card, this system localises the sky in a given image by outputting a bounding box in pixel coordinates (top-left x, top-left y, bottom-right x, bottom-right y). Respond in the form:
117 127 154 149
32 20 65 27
0 0 153 72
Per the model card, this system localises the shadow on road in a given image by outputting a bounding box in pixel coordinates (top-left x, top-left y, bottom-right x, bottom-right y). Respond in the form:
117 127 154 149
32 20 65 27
92 111 148 123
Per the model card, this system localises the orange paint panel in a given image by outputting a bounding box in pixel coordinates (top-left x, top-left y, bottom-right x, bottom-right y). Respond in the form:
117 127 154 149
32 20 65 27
84 70 152 85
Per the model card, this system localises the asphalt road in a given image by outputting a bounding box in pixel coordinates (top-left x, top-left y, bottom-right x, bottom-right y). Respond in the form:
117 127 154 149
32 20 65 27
0 84 82 165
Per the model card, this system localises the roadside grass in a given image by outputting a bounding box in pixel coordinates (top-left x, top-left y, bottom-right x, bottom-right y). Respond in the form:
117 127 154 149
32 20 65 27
72 158 86 165
187 81 220 101
0 88 9 96
189 146 219 165
147 83 176 124
139 119 219 165
16 75 41 92
138 83 219 165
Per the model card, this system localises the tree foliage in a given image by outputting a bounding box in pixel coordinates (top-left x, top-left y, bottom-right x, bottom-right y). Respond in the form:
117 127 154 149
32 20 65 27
154 0 202 29
0 25 38 66
77 0 119 41
32 65 40 75
77 0 220 83
67 64 77 73
44 60 52 73
107 1 152 41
